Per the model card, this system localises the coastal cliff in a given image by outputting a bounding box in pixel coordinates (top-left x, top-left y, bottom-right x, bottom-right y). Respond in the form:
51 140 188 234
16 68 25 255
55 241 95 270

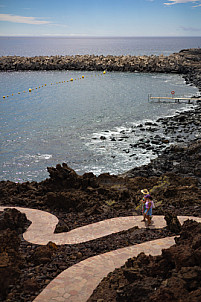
1 48 201 90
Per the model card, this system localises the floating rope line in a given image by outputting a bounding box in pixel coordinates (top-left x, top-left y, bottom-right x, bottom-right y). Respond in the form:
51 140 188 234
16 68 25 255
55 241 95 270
2 71 106 99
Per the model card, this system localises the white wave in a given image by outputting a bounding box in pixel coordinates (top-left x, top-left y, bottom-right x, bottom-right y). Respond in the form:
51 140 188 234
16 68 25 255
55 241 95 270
21 154 53 161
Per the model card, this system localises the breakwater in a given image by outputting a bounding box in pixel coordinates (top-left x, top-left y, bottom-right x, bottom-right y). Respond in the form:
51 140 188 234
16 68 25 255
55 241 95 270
1 48 201 91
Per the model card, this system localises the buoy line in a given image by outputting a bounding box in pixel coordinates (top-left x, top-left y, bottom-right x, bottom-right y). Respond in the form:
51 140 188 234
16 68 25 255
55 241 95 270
1 71 106 99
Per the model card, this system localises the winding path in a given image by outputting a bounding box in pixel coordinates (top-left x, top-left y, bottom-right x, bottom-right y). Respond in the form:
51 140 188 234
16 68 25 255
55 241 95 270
1 206 201 302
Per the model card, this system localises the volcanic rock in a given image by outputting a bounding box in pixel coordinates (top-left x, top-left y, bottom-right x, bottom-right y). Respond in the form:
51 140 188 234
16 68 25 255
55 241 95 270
164 212 181 234
30 242 57 265
1 49 201 90
0 208 29 234
0 228 22 300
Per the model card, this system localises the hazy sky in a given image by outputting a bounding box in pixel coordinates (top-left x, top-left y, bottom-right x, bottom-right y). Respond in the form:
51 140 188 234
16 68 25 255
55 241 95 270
0 0 201 37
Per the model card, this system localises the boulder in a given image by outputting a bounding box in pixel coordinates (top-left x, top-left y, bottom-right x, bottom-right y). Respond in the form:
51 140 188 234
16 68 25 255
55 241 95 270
0 208 30 234
164 212 181 234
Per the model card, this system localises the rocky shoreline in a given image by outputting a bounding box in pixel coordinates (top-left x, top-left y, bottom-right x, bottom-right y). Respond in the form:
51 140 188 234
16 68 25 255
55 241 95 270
94 103 201 174
123 136 201 186
1 48 201 91
1 48 201 301
0 138 201 301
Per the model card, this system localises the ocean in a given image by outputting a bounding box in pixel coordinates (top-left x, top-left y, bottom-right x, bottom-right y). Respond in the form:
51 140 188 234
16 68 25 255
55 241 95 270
0 37 201 182
0 36 201 57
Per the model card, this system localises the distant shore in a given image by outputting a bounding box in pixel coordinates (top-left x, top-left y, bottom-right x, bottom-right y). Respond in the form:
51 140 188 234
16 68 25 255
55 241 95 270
1 48 201 91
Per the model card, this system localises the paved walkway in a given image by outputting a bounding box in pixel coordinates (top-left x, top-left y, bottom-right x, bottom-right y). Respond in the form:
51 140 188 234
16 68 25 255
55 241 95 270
1 206 201 302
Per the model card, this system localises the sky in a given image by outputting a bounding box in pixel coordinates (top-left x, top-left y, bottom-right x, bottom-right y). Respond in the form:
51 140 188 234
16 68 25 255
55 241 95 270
0 0 201 37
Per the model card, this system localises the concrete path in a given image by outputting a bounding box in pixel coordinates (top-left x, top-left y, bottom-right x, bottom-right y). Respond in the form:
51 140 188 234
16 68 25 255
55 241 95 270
1 206 201 302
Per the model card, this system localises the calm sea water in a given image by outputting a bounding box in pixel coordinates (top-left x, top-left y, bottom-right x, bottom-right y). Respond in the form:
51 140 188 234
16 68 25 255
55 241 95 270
0 37 200 182
0 36 201 57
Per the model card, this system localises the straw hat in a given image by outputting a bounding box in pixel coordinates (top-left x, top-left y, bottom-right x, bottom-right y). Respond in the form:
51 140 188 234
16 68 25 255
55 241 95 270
141 189 149 195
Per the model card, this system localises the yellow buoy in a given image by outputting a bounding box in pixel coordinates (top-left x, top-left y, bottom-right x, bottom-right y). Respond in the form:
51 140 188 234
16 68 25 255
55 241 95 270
36 87 37 89
45 84 47 86
70 78 73 81
18 92 20 94
3 96 5 98
42 85 43 87
29 88 32 92
82 75 84 78
103 71 106 74
12 94 13 96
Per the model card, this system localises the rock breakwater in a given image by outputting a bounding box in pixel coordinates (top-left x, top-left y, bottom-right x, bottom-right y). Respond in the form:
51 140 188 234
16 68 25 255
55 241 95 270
1 48 201 90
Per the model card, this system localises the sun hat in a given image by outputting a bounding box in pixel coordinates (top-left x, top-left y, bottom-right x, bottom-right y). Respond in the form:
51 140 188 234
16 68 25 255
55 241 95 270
141 189 149 195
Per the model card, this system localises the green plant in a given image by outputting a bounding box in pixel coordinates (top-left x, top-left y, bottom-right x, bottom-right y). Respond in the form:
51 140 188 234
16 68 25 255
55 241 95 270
150 176 170 194
105 200 116 206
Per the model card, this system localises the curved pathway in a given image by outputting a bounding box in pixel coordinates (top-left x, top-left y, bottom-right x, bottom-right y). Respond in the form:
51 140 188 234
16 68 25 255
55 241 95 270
1 206 201 302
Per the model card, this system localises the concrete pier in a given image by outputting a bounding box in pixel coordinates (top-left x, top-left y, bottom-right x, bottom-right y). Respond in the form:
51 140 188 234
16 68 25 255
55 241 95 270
148 95 201 103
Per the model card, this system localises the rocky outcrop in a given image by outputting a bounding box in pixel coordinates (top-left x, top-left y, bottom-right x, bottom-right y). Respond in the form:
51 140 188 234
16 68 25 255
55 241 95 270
30 242 58 265
179 48 201 90
46 163 99 190
164 212 181 234
0 229 22 301
0 48 201 90
0 207 30 233
0 208 30 301
124 139 201 186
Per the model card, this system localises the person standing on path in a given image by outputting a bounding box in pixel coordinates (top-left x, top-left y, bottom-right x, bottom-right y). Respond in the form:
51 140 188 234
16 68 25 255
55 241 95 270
143 194 154 226
140 189 149 221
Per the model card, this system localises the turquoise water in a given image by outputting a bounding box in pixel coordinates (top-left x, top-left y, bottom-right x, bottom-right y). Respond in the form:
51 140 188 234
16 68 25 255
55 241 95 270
0 70 199 182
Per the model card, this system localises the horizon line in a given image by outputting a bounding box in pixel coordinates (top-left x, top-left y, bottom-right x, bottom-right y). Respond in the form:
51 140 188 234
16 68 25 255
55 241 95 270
0 35 201 38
